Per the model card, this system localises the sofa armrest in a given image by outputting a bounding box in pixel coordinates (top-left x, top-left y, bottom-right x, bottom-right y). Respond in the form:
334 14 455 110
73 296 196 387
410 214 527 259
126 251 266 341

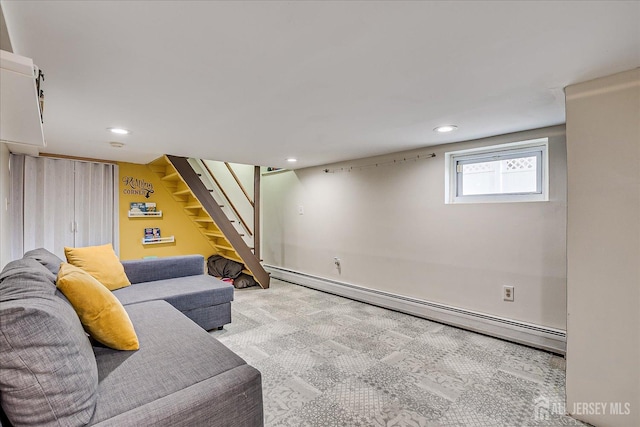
122 255 205 284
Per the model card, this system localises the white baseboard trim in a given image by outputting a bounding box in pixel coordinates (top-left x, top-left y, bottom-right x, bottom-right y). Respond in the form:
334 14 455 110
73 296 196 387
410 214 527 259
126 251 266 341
264 265 566 355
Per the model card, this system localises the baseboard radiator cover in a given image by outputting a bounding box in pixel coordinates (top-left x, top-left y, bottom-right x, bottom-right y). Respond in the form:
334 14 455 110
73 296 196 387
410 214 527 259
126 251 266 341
264 265 566 355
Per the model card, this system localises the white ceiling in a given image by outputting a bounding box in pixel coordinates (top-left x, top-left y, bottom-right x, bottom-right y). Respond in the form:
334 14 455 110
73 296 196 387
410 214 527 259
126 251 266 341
2 1 639 168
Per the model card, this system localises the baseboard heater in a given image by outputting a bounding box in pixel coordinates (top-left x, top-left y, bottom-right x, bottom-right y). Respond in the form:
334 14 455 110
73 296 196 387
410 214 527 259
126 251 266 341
264 265 566 355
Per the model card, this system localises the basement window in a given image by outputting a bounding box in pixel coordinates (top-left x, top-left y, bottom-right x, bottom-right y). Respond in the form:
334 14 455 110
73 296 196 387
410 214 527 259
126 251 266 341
445 138 549 204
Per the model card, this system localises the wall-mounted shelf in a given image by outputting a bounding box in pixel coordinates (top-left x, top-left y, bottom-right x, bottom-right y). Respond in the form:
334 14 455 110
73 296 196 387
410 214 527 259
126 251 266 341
142 236 175 245
128 210 163 217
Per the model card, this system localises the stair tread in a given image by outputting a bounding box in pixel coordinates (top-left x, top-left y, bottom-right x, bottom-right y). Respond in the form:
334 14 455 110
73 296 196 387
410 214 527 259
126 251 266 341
193 217 214 222
225 255 244 263
149 156 169 165
204 231 224 238
148 159 170 170
184 204 203 210
161 172 179 181
149 167 166 175
214 243 235 251
173 189 192 196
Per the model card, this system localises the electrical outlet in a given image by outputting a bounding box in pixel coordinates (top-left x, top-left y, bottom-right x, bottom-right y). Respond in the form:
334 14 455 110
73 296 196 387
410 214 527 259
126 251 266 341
298 205 304 215
503 286 514 302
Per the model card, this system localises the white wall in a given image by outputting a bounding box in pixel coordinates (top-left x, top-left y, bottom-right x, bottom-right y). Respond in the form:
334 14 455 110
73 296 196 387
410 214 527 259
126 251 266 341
0 142 10 269
565 68 639 427
262 125 567 329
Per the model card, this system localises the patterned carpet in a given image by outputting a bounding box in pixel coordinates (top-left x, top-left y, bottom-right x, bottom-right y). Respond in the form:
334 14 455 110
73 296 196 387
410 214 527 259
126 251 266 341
211 279 586 427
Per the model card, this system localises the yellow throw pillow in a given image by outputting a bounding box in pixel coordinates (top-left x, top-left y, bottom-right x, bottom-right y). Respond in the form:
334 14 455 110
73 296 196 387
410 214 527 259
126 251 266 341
56 263 139 351
64 244 131 291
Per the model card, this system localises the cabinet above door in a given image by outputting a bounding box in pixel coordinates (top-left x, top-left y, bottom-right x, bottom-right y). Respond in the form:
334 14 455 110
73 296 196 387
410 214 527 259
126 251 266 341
0 50 45 153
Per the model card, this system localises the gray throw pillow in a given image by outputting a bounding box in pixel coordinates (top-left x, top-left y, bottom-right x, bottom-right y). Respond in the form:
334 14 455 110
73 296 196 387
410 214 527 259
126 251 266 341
0 258 99 426
23 248 64 276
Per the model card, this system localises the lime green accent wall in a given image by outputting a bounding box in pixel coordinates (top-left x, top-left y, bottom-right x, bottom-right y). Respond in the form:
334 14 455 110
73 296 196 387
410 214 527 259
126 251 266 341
118 162 217 260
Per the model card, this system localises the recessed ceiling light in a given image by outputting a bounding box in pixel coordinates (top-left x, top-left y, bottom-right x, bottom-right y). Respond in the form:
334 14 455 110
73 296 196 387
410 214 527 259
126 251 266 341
109 141 125 148
286 158 297 163
107 127 130 135
434 125 458 133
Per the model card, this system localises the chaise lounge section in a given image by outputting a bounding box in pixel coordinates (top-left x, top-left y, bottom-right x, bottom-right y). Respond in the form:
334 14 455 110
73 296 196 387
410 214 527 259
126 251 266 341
89 299 262 426
118 255 234 331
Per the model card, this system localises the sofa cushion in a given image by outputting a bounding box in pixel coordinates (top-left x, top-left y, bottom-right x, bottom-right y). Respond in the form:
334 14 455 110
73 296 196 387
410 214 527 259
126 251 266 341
0 258 99 427
121 255 205 284
57 263 139 351
88 364 263 427
112 275 233 312
23 248 64 276
88 300 247 424
65 244 131 291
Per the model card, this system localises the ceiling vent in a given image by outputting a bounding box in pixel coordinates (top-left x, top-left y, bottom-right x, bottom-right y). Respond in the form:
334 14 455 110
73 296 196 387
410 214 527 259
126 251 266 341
0 49 46 153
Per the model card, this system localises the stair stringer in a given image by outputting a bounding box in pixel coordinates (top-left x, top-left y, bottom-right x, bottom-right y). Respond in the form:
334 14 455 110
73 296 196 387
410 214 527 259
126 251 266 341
148 155 269 289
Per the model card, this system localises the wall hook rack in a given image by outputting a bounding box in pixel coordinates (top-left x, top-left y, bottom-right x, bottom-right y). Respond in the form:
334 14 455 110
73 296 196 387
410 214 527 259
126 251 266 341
323 153 436 174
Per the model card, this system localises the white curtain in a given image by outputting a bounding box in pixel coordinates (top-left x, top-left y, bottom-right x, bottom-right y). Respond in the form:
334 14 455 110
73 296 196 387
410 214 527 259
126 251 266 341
73 161 117 251
10 154 24 260
10 155 119 260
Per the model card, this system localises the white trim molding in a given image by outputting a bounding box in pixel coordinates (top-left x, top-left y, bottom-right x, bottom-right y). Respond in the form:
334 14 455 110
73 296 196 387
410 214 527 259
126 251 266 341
264 265 566 355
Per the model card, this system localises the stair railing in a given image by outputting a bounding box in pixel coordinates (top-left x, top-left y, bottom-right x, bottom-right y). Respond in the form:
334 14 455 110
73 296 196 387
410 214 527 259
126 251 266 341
189 158 260 259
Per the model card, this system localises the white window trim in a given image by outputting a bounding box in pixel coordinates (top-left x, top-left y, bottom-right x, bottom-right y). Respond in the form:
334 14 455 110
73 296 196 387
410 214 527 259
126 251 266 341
444 137 549 204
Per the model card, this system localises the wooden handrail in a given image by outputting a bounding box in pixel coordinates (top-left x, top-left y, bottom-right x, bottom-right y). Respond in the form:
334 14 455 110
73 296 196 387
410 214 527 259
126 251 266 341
253 165 260 261
225 162 254 207
201 161 253 237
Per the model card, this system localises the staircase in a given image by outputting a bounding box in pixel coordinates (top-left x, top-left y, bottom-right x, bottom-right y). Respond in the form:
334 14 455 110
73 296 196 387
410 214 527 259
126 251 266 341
148 155 269 289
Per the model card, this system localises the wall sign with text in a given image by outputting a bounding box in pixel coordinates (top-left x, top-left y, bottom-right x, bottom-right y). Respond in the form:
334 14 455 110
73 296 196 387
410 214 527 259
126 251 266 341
122 176 154 198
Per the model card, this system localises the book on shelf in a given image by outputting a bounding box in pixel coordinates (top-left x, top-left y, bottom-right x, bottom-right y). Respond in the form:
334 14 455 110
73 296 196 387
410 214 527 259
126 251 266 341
130 202 157 213
143 227 161 242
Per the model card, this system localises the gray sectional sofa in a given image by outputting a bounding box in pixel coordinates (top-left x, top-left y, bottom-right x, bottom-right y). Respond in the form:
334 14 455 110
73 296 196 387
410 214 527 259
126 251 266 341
0 249 263 427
